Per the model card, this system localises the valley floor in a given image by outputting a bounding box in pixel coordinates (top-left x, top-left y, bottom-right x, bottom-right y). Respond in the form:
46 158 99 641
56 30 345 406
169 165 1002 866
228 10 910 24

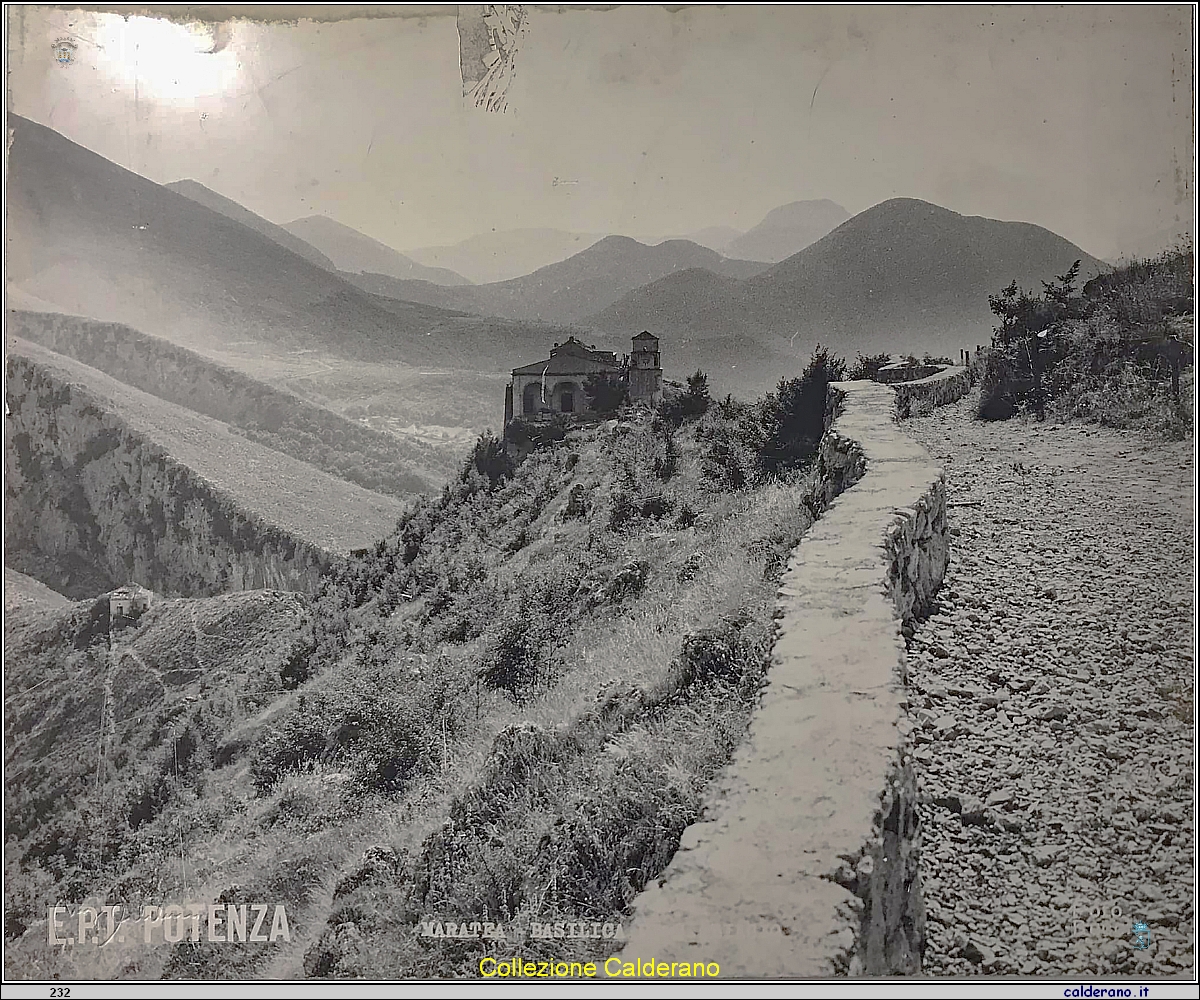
903 392 1195 977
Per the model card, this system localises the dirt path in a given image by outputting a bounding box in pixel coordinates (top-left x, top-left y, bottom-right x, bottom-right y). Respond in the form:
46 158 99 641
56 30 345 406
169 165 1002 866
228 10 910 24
903 393 1194 977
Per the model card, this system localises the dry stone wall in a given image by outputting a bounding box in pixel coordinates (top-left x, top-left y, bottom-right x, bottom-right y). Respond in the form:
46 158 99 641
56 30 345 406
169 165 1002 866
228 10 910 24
620 378 956 977
875 363 946 384
892 365 973 417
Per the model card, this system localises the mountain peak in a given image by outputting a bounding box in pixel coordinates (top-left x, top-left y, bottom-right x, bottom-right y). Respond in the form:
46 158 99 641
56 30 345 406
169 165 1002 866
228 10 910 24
725 199 851 262
282 217 471 285
755 199 850 229
166 180 338 271
591 198 1106 376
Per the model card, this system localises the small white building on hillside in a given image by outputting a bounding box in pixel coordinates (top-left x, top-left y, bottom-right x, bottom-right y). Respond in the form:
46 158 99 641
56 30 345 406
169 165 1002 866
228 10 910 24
109 584 152 621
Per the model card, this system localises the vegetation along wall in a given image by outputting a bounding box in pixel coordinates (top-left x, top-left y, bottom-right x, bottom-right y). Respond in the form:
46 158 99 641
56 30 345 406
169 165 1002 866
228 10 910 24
620 372 967 975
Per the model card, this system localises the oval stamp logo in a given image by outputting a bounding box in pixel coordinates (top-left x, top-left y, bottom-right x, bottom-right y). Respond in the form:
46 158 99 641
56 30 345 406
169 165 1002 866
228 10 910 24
52 38 77 66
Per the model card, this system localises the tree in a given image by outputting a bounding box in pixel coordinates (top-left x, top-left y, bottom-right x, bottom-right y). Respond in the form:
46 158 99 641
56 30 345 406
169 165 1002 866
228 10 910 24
758 346 846 475
660 369 712 426
1043 260 1082 310
986 261 1083 421
685 370 711 409
461 431 514 487
583 372 628 415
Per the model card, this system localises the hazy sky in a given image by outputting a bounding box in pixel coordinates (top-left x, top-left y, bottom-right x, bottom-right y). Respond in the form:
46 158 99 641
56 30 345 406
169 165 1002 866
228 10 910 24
6 4 1195 258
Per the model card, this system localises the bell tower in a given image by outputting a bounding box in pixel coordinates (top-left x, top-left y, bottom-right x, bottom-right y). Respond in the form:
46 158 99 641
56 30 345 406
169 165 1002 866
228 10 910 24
628 331 663 406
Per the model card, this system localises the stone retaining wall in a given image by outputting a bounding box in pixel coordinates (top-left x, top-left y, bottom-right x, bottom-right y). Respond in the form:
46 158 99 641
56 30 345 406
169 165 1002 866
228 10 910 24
875 363 946 384
620 379 954 977
892 365 973 418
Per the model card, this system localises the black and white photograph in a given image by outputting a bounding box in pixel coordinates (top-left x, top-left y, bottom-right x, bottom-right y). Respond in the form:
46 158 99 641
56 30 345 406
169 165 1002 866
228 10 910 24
2 3 1196 992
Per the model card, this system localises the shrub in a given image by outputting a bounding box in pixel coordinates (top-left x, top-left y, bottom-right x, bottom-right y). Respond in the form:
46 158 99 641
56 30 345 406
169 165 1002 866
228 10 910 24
345 721 424 794
605 560 650 601
479 615 551 699
700 432 750 489
650 418 680 480
847 352 892 381
659 370 712 426
758 346 846 474
462 431 514 487
562 483 589 520
639 494 671 519
975 349 1019 421
279 630 316 688
674 503 698 530
660 626 755 697
979 247 1194 430
251 664 465 793
583 373 629 416
696 396 764 489
607 490 637 532
504 415 572 451
252 714 327 793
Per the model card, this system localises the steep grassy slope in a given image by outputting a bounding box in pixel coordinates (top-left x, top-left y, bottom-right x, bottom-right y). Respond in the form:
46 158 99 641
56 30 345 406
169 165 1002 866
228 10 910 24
3 402 816 980
8 310 455 493
591 198 1110 367
4 568 71 615
5 344 406 597
3 588 314 948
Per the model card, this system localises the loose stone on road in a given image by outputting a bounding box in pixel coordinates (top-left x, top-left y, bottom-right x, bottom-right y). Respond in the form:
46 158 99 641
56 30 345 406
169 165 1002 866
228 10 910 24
902 393 1194 977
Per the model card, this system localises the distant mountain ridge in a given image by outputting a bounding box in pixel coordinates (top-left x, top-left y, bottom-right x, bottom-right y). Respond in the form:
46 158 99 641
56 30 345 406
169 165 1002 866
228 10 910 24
166 179 338 271
590 198 1108 373
665 225 744 253
4 115 1111 411
406 228 607 284
724 199 852 262
283 215 471 286
5 114 576 376
362 234 772 323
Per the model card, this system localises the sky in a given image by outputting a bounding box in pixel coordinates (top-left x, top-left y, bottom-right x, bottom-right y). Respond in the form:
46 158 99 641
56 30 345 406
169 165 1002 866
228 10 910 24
6 4 1195 259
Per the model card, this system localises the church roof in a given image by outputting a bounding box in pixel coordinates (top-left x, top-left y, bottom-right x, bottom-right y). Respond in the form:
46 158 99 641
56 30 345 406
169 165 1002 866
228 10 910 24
111 584 150 597
512 354 620 377
632 331 659 342
549 337 599 359
512 335 622 376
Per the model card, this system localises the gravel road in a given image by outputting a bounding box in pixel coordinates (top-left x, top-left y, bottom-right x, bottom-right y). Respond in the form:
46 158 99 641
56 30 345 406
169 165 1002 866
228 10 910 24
903 394 1195 977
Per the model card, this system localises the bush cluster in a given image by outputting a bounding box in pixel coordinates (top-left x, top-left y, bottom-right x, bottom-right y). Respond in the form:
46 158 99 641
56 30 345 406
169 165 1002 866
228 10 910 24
847 352 892 380
693 346 847 489
977 247 1194 433
401 619 768 944
251 659 467 794
659 371 712 426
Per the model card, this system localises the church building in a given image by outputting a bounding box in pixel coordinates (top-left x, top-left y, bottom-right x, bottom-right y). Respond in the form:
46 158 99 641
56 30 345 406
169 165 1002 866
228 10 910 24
504 332 663 425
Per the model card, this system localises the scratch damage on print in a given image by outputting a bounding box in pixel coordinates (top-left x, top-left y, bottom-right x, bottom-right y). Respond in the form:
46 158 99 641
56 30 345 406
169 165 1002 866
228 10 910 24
458 4 527 113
